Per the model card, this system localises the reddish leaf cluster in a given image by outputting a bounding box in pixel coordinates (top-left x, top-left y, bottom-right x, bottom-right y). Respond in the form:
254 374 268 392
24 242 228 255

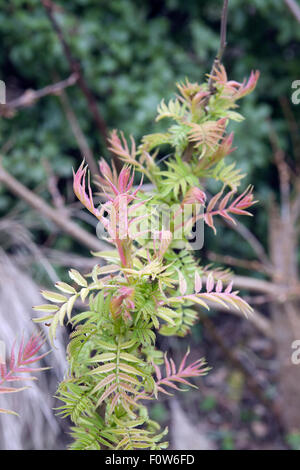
0 333 48 415
153 350 209 396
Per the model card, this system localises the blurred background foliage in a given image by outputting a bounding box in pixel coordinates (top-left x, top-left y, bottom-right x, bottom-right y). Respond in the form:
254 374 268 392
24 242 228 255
0 0 300 449
0 0 299 268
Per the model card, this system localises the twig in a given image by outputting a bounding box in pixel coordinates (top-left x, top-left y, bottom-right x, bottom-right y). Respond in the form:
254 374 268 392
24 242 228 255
231 274 286 297
291 188 300 225
243 294 274 305
224 217 273 270
58 88 99 176
268 120 291 224
279 97 300 223
284 0 300 23
279 96 300 168
43 248 99 269
197 310 284 431
0 161 105 252
0 218 59 284
0 74 78 115
12 248 99 271
205 299 273 338
207 0 229 92
183 0 229 161
41 0 120 171
42 160 66 211
205 189 273 270
207 251 272 275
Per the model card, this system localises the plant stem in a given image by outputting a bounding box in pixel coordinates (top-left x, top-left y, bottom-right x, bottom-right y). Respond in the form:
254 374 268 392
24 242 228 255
207 0 229 93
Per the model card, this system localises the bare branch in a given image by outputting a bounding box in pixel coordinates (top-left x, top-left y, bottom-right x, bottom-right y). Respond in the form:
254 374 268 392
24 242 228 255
207 0 229 92
228 219 272 268
291 188 300 224
11 249 98 272
0 161 106 252
197 310 284 430
205 188 273 270
42 160 66 211
207 251 272 275
184 0 229 162
41 0 121 171
58 89 99 176
0 74 78 115
279 96 300 166
217 0 229 61
42 249 99 270
268 120 291 224
285 0 300 23
232 273 285 297
205 298 273 338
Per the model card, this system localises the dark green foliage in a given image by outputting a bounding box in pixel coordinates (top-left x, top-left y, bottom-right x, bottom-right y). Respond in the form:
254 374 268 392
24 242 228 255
1 1 298 271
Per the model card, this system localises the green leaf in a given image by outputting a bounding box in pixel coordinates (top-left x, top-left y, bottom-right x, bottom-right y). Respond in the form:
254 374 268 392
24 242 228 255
88 363 117 375
119 352 142 363
32 304 59 313
87 353 116 363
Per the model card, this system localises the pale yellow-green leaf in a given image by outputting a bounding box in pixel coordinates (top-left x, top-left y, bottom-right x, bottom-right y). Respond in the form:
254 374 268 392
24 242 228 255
227 111 244 122
32 304 59 313
91 373 116 393
87 353 116 363
49 312 59 343
88 363 116 375
80 287 90 302
119 352 142 363
68 269 87 287
95 264 120 275
199 293 229 309
67 295 78 321
158 307 180 318
58 303 67 326
55 282 76 294
32 314 54 323
118 373 140 387
165 297 184 304
97 340 117 351
0 408 19 416
91 250 119 262
156 309 176 326
189 296 210 310
119 339 137 350
118 363 144 377
41 291 67 303
116 418 144 428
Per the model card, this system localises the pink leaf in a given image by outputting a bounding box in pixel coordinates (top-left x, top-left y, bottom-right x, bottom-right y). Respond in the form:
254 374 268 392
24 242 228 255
206 273 214 293
178 272 187 296
207 190 222 213
225 281 233 294
216 280 223 293
194 271 202 293
154 350 209 397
